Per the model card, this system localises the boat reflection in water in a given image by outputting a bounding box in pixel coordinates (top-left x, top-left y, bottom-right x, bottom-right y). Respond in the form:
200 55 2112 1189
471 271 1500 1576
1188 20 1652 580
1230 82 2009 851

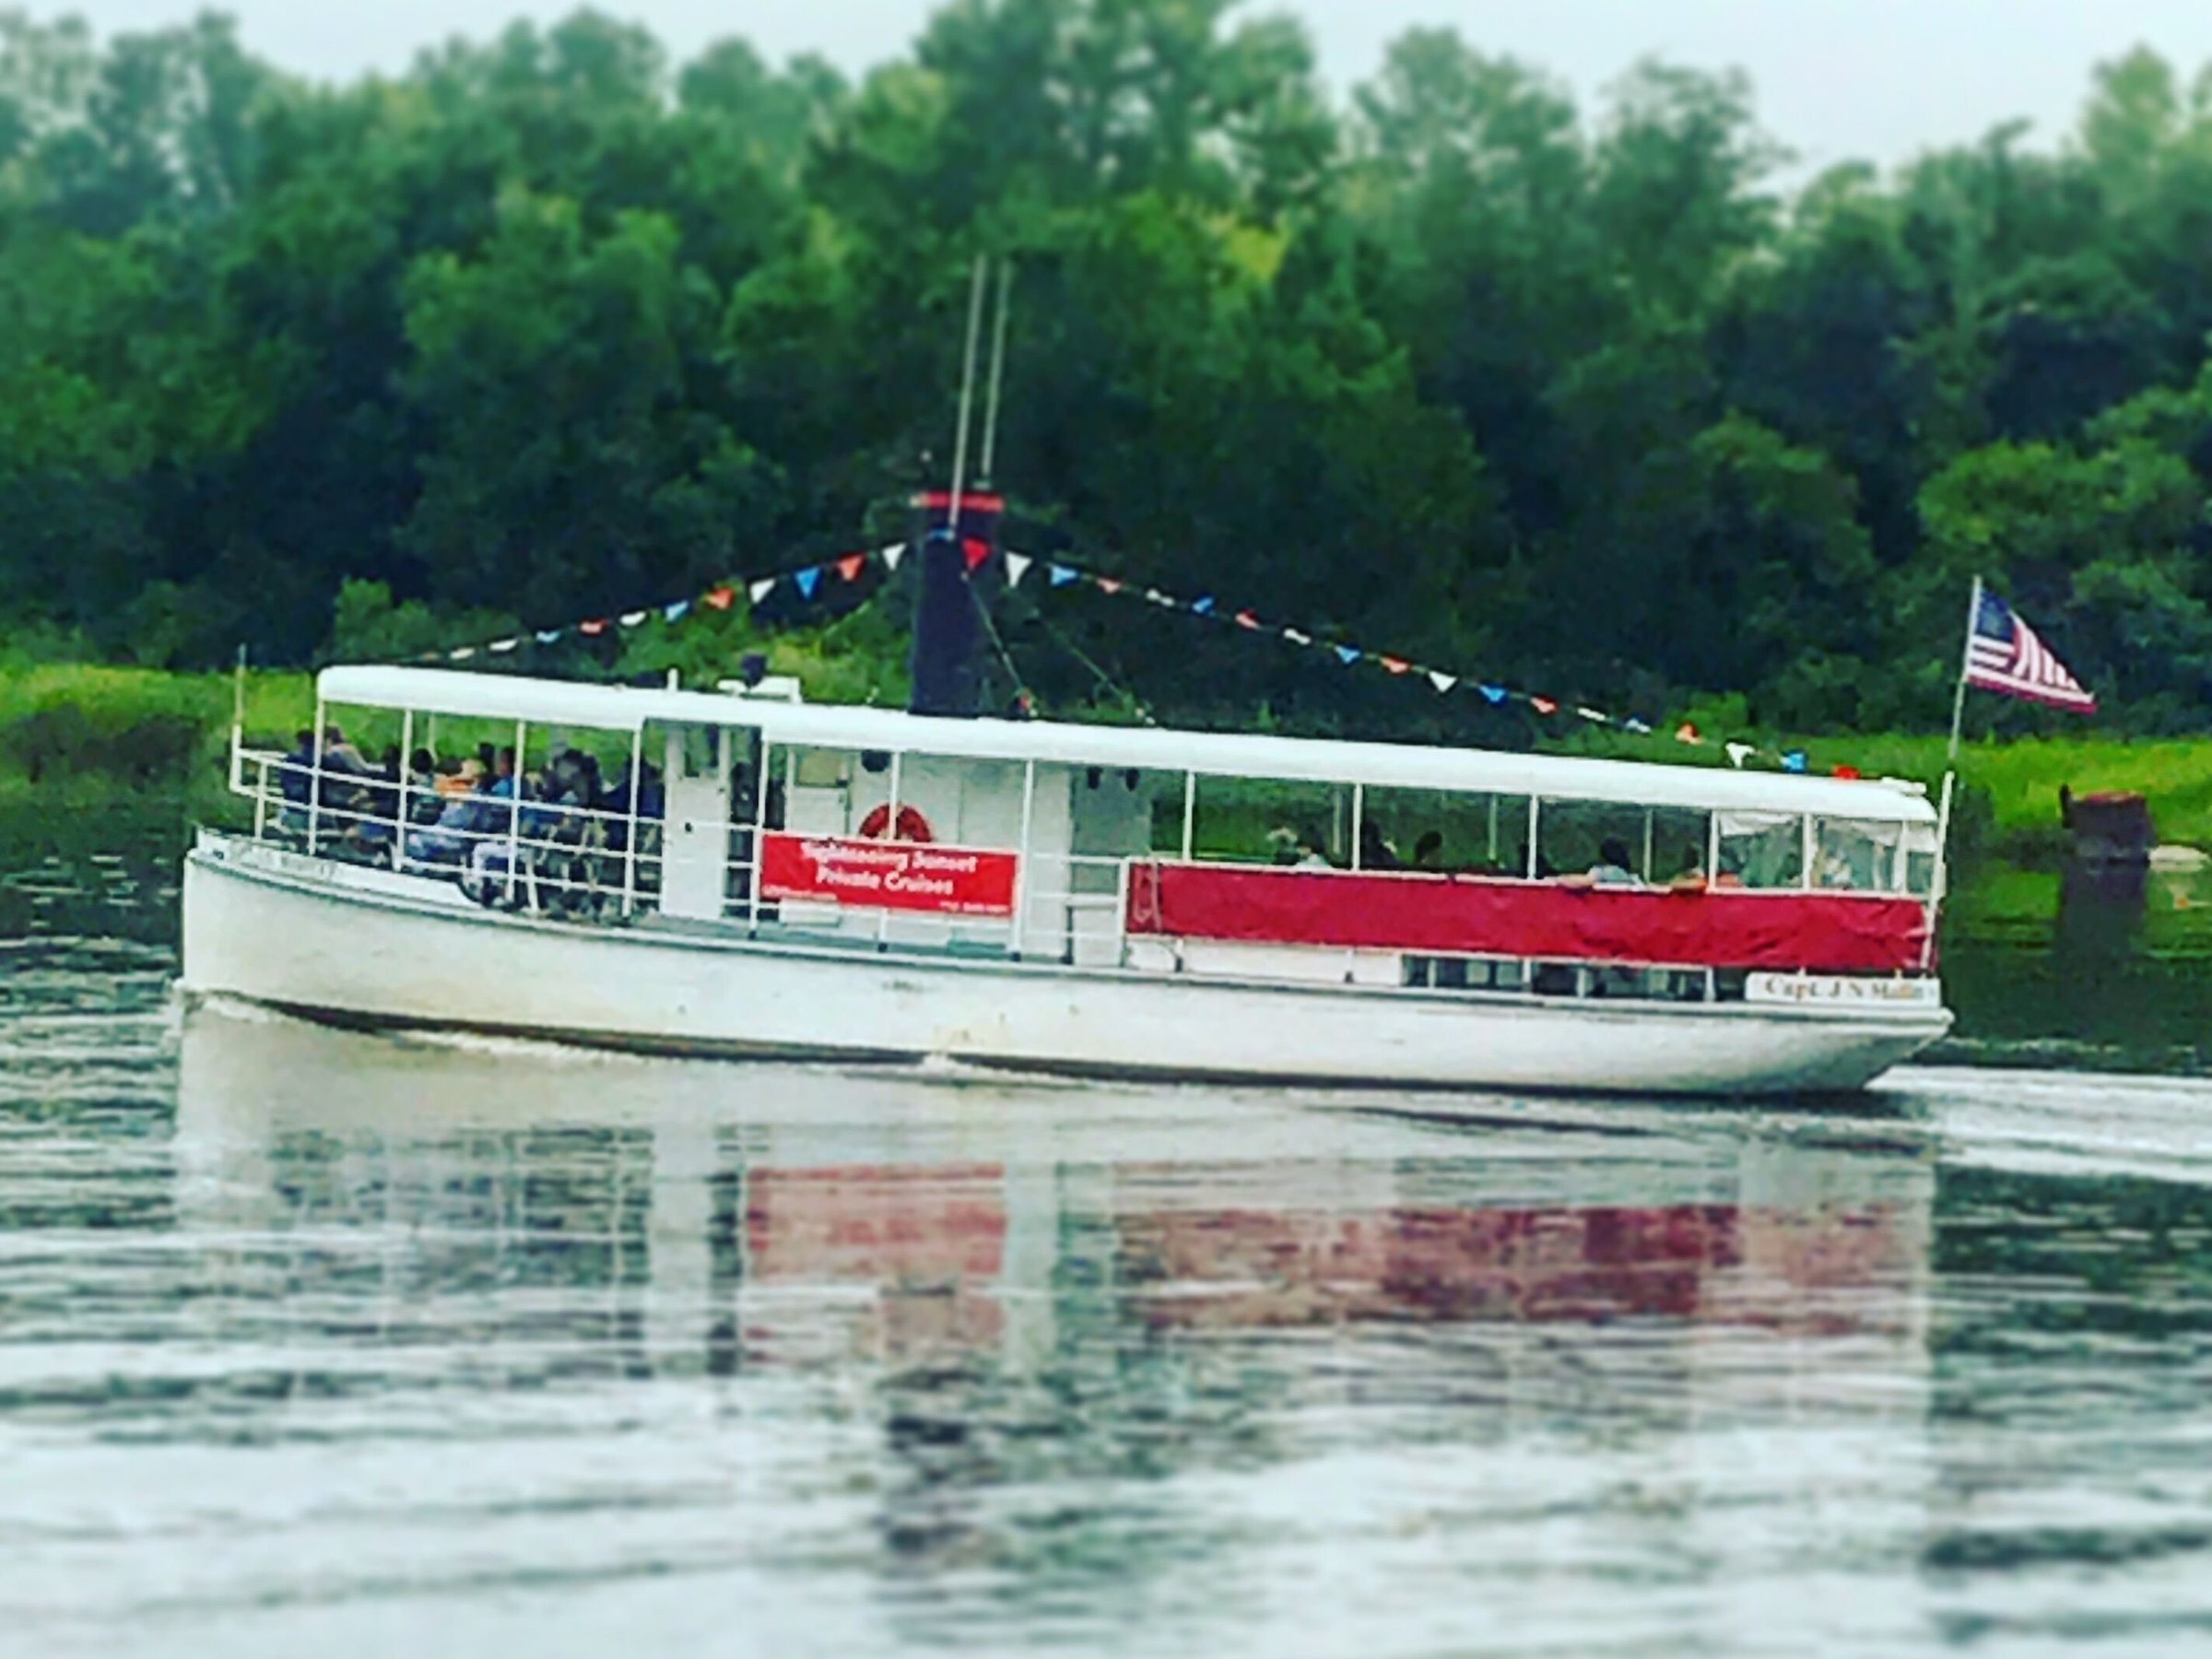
165 1004 1953 1645
174 1003 1934 1399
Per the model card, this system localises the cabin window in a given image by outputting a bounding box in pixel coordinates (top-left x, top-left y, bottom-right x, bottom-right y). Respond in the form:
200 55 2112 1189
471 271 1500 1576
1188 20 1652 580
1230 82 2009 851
1815 818 1890 892
1811 818 1939 896
1902 828 1939 899
1357 788 1528 876
792 747 853 789
679 725 721 779
1535 799 1650 881
1176 775 1349 866
1644 807 1710 884
1715 812 1805 889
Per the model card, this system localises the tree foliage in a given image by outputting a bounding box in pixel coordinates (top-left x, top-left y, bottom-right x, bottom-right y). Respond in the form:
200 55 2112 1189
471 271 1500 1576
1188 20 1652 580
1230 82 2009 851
0 3 2208 734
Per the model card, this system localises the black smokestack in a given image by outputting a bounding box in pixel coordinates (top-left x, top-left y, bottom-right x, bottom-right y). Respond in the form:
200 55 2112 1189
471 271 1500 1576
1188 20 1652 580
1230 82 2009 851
907 488 1003 718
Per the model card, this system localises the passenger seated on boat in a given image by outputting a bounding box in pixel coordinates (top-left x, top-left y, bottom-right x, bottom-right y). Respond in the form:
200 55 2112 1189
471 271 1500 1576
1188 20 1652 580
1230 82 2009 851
354 743 404 836
269 728 319 839
602 759 663 856
465 771 594 908
406 750 443 824
320 724 373 781
550 748 601 813
1359 821 1404 871
432 756 477 800
1411 830 1444 870
296 724 388 853
1563 838 1641 889
1263 826 1332 868
277 728 316 804
404 761 501 867
532 766 614 912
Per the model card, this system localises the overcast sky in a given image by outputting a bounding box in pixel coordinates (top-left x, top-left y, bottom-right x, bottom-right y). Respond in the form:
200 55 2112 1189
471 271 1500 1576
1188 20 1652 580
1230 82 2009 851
34 0 2212 170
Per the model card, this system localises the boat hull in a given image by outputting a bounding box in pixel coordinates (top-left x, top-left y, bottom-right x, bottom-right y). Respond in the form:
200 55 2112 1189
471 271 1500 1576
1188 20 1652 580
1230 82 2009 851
180 843 1952 1098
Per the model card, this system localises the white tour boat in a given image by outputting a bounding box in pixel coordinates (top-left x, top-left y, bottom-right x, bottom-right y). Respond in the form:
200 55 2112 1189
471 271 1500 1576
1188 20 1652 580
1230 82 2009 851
180 660 1953 1096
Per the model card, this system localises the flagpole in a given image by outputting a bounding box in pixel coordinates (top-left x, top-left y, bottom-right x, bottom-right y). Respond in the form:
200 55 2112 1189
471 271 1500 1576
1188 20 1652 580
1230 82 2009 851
1928 573 1981 970
1947 573 1983 765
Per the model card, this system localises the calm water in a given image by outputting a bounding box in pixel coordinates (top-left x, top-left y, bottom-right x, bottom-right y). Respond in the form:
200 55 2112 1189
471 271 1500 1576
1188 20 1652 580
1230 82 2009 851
6 841 2212 1655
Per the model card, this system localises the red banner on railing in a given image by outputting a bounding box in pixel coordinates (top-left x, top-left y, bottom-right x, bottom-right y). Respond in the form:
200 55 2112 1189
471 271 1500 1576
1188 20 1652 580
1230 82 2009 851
1125 862 1928 974
759 833 1019 917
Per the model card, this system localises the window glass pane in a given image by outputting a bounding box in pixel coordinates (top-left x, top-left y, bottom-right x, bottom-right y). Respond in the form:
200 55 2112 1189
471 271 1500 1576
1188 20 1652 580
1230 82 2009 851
1646 807 1709 885
1903 825 1939 899
1536 800 1649 883
1810 818 1940 895
1359 788 1528 875
681 725 720 779
1716 812 1805 889
1182 777 1347 865
1815 819 1892 891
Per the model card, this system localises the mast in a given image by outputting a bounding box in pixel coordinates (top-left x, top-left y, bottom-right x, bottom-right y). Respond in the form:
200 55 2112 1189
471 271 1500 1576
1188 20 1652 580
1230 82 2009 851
979 259 1015 485
908 257 1006 718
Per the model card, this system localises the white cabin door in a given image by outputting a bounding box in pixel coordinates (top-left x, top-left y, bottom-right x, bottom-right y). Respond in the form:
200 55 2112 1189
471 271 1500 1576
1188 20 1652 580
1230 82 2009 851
660 724 733 922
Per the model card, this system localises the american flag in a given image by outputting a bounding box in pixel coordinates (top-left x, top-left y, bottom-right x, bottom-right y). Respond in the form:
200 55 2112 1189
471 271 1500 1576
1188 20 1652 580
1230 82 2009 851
1966 588 2096 712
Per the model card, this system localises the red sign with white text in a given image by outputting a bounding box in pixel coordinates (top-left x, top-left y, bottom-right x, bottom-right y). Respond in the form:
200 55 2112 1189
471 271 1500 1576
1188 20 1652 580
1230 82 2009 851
759 833 1020 917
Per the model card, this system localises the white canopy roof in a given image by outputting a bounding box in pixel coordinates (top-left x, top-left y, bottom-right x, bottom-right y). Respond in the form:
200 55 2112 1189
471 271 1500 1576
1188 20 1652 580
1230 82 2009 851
319 665 1936 823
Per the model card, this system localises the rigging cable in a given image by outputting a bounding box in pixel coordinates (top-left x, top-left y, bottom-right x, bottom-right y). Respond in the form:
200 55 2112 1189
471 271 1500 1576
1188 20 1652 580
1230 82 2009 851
1025 597 1157 726
965 574 1037 717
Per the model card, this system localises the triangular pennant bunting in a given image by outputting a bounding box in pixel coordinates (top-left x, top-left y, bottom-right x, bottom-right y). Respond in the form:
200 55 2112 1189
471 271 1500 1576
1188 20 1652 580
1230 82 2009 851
1013 540 1866 779
663 600 690 623
703 585 736 611
883 543 907 572
962 536 992 571
836 554 867 582
489 637 520 653
450 646 477 660
619 610 648 629
794 567 822 600
747 578 776 604
580 618 608 637
535 629 565 645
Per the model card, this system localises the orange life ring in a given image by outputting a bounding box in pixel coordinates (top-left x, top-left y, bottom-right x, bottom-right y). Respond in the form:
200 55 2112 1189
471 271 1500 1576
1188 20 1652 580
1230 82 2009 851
857 803 935 843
